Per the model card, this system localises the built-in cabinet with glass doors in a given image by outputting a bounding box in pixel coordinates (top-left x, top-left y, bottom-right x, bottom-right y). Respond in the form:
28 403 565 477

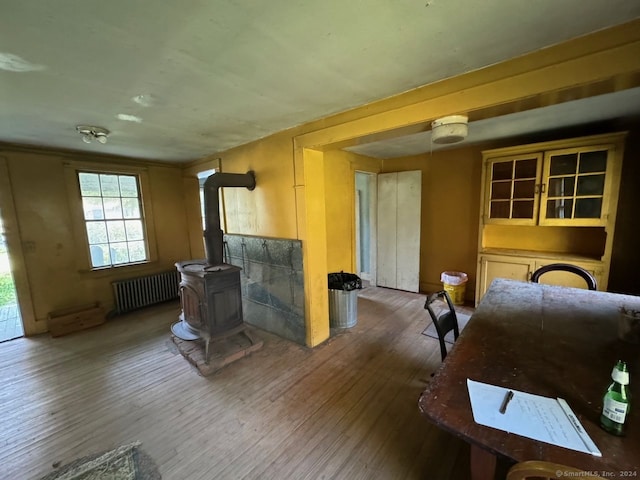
476 132 626 302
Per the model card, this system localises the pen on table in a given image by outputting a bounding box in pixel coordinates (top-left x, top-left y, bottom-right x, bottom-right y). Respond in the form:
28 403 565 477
499 390 514 414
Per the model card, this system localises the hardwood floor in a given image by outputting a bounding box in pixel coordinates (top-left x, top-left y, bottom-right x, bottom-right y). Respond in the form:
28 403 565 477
0 287 498 479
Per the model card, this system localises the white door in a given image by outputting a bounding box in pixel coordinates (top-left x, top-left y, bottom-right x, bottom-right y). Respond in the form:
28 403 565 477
376 171 421 292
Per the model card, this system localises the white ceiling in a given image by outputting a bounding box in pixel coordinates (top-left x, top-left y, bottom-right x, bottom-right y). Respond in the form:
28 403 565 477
1 1 639 163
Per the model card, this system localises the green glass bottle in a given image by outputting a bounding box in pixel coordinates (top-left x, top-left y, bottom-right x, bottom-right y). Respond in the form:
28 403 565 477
600 360 631 436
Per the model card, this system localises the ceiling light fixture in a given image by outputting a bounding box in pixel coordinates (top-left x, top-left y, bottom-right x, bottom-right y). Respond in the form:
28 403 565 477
76 125 110 145
431 115 468 144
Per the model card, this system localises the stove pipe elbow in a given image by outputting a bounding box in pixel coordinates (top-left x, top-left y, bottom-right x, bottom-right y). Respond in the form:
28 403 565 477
203 171 256 265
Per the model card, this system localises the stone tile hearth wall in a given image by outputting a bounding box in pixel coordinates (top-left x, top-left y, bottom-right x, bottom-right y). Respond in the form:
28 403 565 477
224 234 305 345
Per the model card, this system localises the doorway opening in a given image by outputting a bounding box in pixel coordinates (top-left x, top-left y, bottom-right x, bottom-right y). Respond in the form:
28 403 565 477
355 171 376 286
197 169 217 230
0 214 24 342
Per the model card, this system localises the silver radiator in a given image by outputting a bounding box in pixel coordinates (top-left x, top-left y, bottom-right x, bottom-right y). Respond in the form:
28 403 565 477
112 270 180 315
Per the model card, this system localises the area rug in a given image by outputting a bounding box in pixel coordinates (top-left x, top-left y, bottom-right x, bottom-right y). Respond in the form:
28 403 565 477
422 313 470 344
39 442 161 480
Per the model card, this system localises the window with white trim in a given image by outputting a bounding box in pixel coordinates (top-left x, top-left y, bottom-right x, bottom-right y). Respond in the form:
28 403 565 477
78 172 148 268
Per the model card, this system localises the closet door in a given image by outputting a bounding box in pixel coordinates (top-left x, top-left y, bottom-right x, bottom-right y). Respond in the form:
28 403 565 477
376 171 421 292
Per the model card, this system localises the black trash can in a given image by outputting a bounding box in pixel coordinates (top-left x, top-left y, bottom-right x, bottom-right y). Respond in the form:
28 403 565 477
328 272 362 328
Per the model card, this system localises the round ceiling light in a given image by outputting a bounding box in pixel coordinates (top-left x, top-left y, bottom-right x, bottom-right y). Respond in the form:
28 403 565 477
431 115 468 144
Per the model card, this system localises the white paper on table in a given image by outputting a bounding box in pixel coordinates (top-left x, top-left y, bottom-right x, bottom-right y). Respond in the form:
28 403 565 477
466 379 601 457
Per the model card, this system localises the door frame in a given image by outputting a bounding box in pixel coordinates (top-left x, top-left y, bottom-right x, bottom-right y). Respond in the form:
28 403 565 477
0 157 36 335
354 171 377 286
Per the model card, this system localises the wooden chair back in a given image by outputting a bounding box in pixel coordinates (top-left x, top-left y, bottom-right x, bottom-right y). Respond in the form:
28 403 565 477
530 263 597 290
424 290 459 361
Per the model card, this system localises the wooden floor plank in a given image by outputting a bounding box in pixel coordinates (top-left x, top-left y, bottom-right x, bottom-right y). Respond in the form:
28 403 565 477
0 289 487 480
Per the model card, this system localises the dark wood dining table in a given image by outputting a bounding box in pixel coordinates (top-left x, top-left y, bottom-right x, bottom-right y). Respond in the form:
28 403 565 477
418 278 640 480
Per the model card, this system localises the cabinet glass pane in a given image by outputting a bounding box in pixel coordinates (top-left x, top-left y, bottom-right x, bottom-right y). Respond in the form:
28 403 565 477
579 150 607 173
549 154 578 176
546 199 573 219
491 182 512 200
548 177 575 197
512 201 534 219
492 161 513 181
514 158 537 178
576 174 605 196
575 198 602 218
490 201 511 218
513 179 535 199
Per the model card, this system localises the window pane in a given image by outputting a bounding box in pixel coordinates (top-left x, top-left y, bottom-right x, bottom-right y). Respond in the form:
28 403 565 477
122 198 141 219
548 177 575 197
575 198 602 218
103 198 123 219
128 241 147 262
576 174 605 196
490 201 510 218
514 158 537 179
546 199 573 219
512 200 534 219
549 154 577 176
110 243 130 264
491 182 512 200
492 161 513 181
86 222 108 244
106 220 126 242
89 244 111 268
119 176 139 197
100 174 120 197
579 150 607 173
82 197 104 220
79 173 101 196
125 220 144 241
513 179 535 199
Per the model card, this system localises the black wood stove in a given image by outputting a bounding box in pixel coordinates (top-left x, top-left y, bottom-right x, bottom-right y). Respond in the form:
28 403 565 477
172 171 256 363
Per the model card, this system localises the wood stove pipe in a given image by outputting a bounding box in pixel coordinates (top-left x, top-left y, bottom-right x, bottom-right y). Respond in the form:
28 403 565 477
203 171 256 265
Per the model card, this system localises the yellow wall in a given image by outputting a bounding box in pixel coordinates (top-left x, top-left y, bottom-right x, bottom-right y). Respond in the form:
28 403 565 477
381 147 482 296
213 133 298 239
482 225 607 258
1 149 191 335
324 150 382 273
180 131 302 264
